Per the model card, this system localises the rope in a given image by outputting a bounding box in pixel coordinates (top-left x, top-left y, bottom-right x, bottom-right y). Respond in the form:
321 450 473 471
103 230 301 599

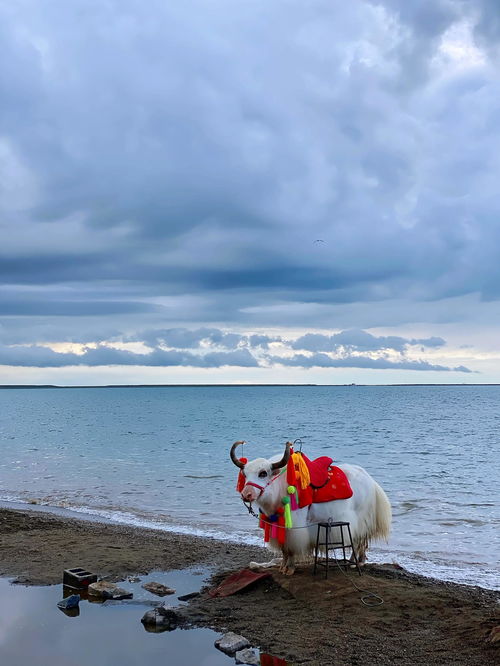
330 549 384 607
243 500 350 531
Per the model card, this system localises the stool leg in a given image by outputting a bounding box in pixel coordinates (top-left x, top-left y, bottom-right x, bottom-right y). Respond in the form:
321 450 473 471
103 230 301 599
346 523 362 576
313 524 321 575
325 525 329 579
341 525 347 566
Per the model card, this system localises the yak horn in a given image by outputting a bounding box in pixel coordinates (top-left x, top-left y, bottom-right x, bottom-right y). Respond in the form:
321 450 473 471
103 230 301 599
230 441 246 468
271 441 292 470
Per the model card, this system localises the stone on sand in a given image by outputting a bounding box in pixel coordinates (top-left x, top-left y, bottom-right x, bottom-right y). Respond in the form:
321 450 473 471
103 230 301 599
235 647 260 665
214 632 250 655
141 606 180 631
142 581 175 596
88 580 132 600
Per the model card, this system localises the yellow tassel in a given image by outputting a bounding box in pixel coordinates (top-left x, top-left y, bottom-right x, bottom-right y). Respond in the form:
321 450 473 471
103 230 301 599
292 452 310 490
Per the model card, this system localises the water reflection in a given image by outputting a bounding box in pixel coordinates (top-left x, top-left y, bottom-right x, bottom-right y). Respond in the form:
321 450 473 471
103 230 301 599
0 573 230 666
0 574 291 666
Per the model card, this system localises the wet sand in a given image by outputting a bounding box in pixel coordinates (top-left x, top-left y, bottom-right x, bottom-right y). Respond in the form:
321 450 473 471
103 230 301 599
1 507 498 665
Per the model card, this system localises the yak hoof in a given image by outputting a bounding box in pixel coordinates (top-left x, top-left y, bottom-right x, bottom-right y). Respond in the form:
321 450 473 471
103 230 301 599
278 563 295 575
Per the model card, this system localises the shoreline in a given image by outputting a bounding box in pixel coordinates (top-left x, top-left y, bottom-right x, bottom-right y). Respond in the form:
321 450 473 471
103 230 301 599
2 498 498 592
1 506 498 664
0 498 264 547
0 506 265 586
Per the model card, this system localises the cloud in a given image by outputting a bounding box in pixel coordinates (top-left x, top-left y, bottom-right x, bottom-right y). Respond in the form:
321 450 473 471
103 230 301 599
128 327 281 350
0 343 259 368
269 352 472 373
0 0 499 379
292 329 445 352
0 326 471 373
136 327 244 350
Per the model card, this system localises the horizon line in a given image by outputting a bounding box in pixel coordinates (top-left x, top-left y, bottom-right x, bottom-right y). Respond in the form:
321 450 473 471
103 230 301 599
1 383 499 389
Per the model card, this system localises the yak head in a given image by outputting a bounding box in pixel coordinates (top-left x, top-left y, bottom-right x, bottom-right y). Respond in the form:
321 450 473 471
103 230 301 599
230 441 291 512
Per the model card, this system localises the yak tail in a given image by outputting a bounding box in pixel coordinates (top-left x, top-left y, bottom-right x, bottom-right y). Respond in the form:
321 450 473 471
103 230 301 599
372 481 392 542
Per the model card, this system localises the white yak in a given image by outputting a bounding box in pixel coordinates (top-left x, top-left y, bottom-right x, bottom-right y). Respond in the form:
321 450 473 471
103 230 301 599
230 440 391 575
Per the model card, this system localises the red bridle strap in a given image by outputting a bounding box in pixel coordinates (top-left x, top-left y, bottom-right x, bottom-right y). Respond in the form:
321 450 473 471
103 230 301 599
244 481 265 496
242 468 286 498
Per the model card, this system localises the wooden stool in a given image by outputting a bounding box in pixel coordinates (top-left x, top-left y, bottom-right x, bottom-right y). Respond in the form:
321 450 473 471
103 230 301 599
313 520 362 578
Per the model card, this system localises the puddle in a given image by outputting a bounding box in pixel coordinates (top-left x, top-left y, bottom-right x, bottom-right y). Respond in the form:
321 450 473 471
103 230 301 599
0 568 291 666
0 568 232 666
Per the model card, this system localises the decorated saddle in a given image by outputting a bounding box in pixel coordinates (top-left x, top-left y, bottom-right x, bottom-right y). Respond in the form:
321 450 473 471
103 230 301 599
288 450 353 507
256 447 353 545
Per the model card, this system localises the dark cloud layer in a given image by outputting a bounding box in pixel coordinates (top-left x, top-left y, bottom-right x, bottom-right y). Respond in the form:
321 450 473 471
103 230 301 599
1 1 499 374
0 327 471 372
131 328 280 350
269 353 471 373
0 344 259 368
292 330 445 353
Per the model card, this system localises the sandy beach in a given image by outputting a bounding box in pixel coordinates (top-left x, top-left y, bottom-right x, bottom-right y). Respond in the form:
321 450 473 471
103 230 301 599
1 506 498 665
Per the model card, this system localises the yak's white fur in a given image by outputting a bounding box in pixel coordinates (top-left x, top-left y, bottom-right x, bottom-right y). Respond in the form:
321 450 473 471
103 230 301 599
241 453 391 574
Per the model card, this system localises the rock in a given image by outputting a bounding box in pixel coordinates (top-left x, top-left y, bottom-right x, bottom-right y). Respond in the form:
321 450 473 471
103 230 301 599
11 576 31 585
128 576 141 583
88 580 132 600
214 632 251 655
235 648 260 665
142 581 176 596
141 606 180 632
57 594 80 610
177 591 200 601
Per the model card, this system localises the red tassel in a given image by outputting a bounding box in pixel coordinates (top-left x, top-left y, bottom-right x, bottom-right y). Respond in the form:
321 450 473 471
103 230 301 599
264 520 271 543
235 458 248 492
286 447 296 485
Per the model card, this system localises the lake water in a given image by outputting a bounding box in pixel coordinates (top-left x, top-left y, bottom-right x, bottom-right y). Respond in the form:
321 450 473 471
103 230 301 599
0 385 498 590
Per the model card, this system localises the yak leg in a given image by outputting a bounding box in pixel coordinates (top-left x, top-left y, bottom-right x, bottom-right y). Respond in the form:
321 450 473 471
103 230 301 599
351 536 368 565
278 549 296 575
278 553 289 574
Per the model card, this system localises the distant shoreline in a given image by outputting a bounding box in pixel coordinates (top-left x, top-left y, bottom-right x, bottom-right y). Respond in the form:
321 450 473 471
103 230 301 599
1 383 499 389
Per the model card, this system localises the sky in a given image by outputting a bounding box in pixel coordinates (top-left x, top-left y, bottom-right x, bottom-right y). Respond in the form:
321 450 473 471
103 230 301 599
2 0 500 385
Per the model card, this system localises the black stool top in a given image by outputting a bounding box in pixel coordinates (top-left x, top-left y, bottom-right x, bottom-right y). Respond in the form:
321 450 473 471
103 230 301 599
317 521 350 528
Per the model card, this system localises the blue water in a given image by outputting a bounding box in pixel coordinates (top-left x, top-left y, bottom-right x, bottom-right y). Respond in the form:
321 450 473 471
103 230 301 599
0 386 498 589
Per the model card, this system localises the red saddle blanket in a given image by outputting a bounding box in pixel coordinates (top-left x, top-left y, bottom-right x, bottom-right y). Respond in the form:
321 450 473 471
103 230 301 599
300 453 332 487
312 465 353 503
296 457 353 506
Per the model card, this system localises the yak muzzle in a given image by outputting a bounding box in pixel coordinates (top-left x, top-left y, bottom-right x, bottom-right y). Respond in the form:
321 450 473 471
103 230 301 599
241 482 263 502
